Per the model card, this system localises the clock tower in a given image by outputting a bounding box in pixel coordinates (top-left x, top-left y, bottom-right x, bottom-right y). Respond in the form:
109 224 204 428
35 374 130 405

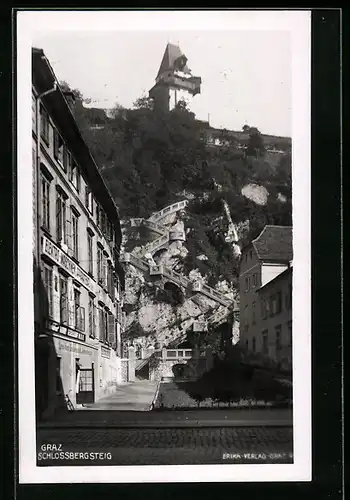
149 43 201 112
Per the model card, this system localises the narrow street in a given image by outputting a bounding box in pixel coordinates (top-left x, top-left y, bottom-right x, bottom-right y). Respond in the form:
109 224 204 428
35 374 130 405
80 380 158 411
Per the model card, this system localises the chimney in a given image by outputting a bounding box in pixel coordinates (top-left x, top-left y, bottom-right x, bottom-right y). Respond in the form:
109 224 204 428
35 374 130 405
63 90 76 111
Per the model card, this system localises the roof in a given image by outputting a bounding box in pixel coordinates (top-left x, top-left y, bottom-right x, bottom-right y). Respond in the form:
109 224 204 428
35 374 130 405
157 43 191 78
252 225 293 262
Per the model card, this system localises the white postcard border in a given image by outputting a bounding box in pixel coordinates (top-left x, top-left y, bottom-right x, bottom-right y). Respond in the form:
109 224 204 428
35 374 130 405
17 9 311 483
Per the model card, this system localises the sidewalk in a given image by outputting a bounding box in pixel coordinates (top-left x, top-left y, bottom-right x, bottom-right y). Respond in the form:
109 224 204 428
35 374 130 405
39 407 293 429
80 380 158 412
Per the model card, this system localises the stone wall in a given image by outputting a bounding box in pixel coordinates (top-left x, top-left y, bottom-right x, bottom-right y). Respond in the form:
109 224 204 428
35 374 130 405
149 348 213 382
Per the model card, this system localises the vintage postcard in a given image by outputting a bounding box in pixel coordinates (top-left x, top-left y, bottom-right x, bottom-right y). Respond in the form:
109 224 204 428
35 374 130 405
17 9 311 483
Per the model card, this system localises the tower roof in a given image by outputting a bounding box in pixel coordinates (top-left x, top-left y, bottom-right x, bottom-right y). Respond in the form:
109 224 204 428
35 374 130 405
157 43 191 78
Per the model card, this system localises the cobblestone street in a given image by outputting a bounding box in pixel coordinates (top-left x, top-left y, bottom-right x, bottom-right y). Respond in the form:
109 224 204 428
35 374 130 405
37 426 293 465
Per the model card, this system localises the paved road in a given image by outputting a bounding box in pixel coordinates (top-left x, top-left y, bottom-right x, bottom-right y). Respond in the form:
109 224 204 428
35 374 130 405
37 426 293 465
40 408 293 428
81 380 158 411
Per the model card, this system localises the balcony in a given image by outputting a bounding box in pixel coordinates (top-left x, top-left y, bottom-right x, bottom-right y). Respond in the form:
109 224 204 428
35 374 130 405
192 281 203 292
169 230 186 242
193 321 208 332
149 265 164 276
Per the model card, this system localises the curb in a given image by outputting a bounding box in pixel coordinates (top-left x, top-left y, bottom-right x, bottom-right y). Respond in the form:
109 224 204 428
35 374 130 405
38 420 293 430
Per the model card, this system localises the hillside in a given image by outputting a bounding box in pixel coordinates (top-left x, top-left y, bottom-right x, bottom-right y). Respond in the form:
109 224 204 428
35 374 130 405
69 91 292 352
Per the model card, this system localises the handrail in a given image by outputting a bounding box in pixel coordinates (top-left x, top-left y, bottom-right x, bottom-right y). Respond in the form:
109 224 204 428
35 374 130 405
148 200 188 222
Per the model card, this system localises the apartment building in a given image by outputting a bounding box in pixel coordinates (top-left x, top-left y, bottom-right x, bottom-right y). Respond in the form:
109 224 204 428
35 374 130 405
239 225 293 371
32 48 125 419
256 265 292 371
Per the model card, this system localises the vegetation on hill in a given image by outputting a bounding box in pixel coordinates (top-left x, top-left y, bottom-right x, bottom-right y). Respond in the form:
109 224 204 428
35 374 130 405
65 83 292 287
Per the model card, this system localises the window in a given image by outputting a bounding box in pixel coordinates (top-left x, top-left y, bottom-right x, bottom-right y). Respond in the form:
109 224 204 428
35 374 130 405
245 277 249 292
88 295 95 337
265 298 270 317
262 329 268 355
99 306 107 341
96 204 100 228
71 209 79 260
287 321 292 347
54 129 64 166
288 284 292 310
245 339 249 350
101 210 106 236
42 263 53 317
40 174 50 231
32 93 37 131
73 288 85 332
59 274 68 324
275 325 282 352
40 105 50 144
249 250 253 260
261 299 266 319
252 336 256 353
56 189 67 244
252 274 257 288
85 186 94 214
270 294 277 316
69 158 80 192
244 305 248 325
103 253 108 289
97 246 103 285
87 231 94 275
252 301 256 324
276 291 282 314
63 149 71 174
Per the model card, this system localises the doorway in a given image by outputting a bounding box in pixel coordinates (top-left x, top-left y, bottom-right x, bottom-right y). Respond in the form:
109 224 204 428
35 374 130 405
76 366 95 404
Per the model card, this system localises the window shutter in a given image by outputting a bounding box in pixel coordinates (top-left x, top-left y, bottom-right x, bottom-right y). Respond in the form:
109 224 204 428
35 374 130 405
108 314 116 347
61 294 68 324
54 129 59 159
79 306 85 332
66 209 73 252
103 258 107 288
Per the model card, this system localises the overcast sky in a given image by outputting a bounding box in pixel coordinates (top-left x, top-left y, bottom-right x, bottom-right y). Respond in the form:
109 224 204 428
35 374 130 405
32 27 291 137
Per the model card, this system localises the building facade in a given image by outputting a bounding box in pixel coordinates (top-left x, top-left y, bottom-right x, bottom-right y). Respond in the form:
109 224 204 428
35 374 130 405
32 48 125 419
239 225 293 371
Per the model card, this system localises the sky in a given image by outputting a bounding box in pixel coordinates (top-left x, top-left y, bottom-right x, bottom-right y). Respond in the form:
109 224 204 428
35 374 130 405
32 24 292 137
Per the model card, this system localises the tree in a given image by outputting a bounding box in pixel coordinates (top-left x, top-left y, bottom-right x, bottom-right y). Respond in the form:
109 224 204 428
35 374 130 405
245 126 266 158
133 95 154 110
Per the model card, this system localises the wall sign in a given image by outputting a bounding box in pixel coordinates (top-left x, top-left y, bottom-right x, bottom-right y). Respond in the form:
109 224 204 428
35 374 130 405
42 236 94 291
57 340 92 356
101 346 111 358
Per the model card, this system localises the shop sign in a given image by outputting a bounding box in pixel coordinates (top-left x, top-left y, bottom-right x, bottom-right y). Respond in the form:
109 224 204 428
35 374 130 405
42 236 94 291
101 346 111 358
57 340 92 356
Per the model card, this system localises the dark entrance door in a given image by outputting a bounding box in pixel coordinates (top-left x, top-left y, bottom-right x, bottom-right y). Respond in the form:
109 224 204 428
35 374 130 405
76 368 95 404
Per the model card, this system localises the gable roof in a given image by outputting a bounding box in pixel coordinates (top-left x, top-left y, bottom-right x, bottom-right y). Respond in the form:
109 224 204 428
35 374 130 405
157 43 191 78
252 225 293 262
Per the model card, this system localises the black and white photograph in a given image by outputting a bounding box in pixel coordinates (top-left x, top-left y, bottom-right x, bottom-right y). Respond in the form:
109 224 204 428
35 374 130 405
17 9 311 483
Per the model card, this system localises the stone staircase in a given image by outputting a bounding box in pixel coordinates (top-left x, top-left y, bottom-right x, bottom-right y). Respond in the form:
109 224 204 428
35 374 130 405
121 201 239 345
